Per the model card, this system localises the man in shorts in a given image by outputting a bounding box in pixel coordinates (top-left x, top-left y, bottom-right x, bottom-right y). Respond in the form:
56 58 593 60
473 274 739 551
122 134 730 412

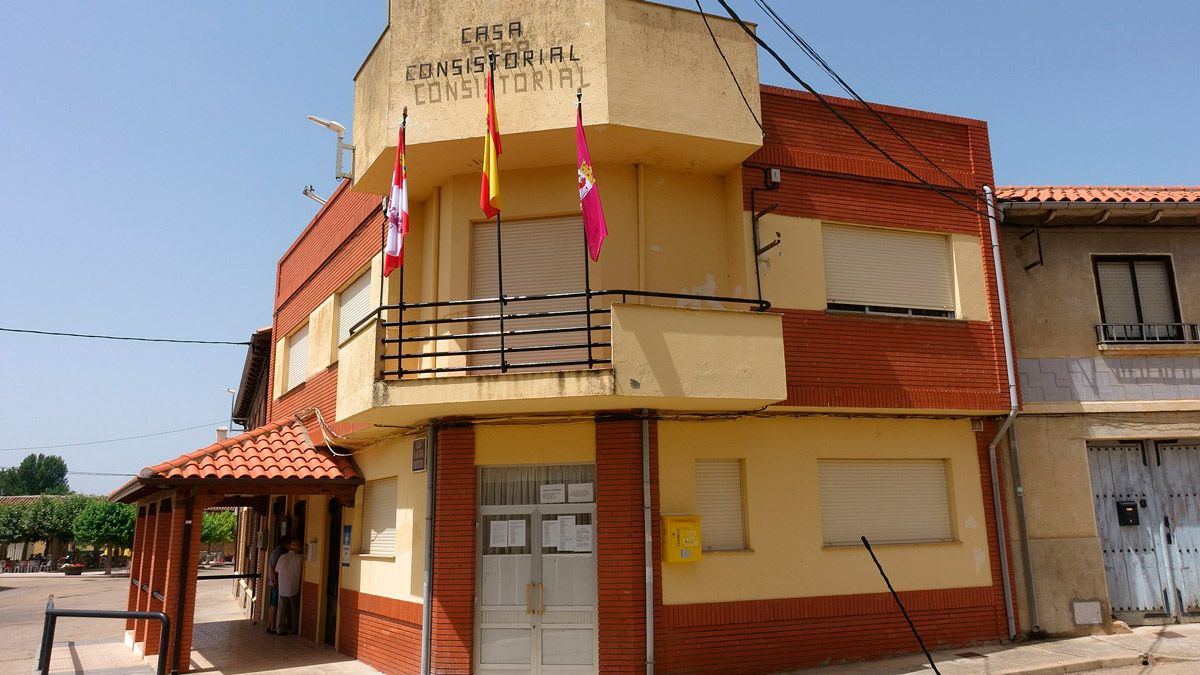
265 536 287 634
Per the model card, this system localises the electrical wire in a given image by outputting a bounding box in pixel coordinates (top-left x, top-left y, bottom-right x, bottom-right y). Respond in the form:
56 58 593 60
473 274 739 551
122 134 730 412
0 420 229 452
695 0 763 133
753 0 974 194
0 468 136 477
0 326 249 346
713 0 992 221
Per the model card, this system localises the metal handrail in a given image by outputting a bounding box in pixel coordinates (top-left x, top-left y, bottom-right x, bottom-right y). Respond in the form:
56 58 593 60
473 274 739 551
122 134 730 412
348 288 769 379
1096 322 1200 344
38 594 170 675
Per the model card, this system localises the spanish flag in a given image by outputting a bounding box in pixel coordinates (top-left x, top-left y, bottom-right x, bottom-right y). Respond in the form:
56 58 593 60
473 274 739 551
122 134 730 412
480 57 502 218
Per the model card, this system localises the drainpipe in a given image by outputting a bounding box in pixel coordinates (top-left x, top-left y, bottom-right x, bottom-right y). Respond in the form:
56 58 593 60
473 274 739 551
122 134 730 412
172 487 196 675
420 421 438 675
985 186 1041 634
641 410 655 675
984 185 1018 640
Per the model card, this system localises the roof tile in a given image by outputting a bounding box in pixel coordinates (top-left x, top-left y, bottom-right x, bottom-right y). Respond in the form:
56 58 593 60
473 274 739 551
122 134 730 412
996 186 1200 204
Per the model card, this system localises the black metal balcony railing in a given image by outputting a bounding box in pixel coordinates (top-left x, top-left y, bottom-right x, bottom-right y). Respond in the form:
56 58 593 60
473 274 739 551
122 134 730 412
352 289 769 379
1096 322 1200 344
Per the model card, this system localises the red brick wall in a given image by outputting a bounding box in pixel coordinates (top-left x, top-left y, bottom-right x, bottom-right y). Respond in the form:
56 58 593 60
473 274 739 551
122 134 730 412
658 587 999 672
749 88 1008 412
595 415 661 673
430 425 476 674
300 581 320 642
337 589 422 674
267 181 384 426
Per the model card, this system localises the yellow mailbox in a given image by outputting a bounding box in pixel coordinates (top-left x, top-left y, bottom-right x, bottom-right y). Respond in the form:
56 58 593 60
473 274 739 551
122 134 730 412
662 515 702 563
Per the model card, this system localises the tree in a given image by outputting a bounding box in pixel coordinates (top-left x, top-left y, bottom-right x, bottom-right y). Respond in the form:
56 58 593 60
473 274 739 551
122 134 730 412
0 503 28 558
23 495 96 564
73 501 135 574
0 453 70 495
200 510 237 560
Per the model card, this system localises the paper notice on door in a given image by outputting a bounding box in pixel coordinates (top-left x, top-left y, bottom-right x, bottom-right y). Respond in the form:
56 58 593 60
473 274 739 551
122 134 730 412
488 520 509 548
507 519 526 548
539 483 566 503
573 525 593 552
567 483 594 503
558 516 577 551
542 519 561 549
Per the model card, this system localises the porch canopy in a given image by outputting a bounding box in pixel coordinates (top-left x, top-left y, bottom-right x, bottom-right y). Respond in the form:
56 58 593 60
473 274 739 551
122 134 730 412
110 419 362 674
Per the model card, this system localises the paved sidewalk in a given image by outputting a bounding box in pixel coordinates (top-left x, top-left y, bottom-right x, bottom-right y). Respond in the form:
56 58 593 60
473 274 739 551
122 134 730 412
790 623 1200 674
39 574 376 674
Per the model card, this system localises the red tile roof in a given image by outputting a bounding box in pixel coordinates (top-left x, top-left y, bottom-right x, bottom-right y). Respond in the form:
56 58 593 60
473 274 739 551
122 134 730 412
996 186 1200 204
144 420 359 481
110 420 361 502
0 495 71 506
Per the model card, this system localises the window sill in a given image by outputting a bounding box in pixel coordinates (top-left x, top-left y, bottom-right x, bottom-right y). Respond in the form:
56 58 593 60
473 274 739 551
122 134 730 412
822 539 958 550
700 548 754 555
355 554 396 562
824 309 967 325
1098 342 1200 356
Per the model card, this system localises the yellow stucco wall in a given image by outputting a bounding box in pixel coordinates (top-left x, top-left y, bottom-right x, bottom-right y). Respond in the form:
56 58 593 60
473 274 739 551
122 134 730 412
756 214 990 318
658 417 993 604
475 420 596 465
339 435 428 603
355 0 760 193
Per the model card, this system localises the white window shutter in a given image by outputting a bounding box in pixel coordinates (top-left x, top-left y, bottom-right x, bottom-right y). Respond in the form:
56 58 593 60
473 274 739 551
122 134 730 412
338 271 374 344
360 478 397 556
1133 260 1176 324
470 216 586 368
823 224 954 312
695 459 746 551
285 324 309 391
818 459 953 546
1096 262 1138 324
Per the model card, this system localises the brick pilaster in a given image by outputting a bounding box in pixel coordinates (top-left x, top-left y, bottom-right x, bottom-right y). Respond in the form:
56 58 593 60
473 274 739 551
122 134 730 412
125 505 147 631
596 415 659 674
143 495 175 656
430 425 476 675
168 494 215 674
134 501 160 646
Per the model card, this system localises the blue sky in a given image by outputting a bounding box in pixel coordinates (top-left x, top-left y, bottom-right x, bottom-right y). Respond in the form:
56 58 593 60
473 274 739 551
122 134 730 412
0 1 1195 495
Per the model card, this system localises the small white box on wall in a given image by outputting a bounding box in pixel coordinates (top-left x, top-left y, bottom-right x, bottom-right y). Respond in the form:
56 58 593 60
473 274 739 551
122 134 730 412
1073 600 1103 626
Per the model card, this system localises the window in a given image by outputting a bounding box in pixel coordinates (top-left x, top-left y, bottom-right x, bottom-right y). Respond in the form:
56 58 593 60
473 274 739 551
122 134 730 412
285 324 309 391
1094 256 1184 342
818 459 953 546
338 271 373 344
360 478 397 556
823 224 955 318
695 459 746 551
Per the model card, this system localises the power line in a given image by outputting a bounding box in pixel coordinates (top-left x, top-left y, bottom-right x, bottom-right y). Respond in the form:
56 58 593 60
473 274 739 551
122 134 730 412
0 326 250 346
753 0 973 193
0 420 228 452
695 0 763 132
714 0 992 221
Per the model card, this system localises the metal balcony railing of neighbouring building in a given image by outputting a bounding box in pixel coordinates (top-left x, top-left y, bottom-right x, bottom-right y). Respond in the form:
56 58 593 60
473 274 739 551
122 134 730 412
1096 322 1200 345
352 289 769 379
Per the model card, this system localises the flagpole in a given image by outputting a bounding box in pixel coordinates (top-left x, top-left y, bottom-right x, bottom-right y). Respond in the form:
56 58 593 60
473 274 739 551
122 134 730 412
397 108 408 378
577 88 594 369
489 52 507 374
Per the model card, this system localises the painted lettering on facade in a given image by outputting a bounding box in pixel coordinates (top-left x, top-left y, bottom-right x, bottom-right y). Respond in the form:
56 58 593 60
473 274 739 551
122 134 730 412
407 20 588 106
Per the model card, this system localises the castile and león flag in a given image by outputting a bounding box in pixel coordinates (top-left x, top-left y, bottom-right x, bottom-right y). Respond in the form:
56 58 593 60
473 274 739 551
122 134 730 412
383 109 408 277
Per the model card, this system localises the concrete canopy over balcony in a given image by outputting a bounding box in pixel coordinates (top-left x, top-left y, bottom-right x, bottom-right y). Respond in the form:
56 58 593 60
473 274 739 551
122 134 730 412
352 0 762 197
336 302 785 427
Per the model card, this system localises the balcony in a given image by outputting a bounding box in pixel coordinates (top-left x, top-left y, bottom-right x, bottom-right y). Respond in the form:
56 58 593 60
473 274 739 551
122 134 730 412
1096 323 1200 344
336 290 786 426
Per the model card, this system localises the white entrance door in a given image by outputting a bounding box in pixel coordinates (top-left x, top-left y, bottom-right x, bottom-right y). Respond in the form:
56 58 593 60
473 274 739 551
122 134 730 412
477 465 597 674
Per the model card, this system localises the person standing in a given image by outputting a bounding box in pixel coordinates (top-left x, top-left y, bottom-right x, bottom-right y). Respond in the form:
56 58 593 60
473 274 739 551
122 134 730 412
265 536 288 634
274 538 304 635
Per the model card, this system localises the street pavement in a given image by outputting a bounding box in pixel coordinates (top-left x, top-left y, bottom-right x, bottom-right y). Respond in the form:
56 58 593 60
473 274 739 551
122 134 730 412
0 572 131 672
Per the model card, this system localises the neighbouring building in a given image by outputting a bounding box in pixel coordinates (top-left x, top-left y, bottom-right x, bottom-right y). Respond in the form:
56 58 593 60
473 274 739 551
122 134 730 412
997 186 1200 636
112 1 1022 672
